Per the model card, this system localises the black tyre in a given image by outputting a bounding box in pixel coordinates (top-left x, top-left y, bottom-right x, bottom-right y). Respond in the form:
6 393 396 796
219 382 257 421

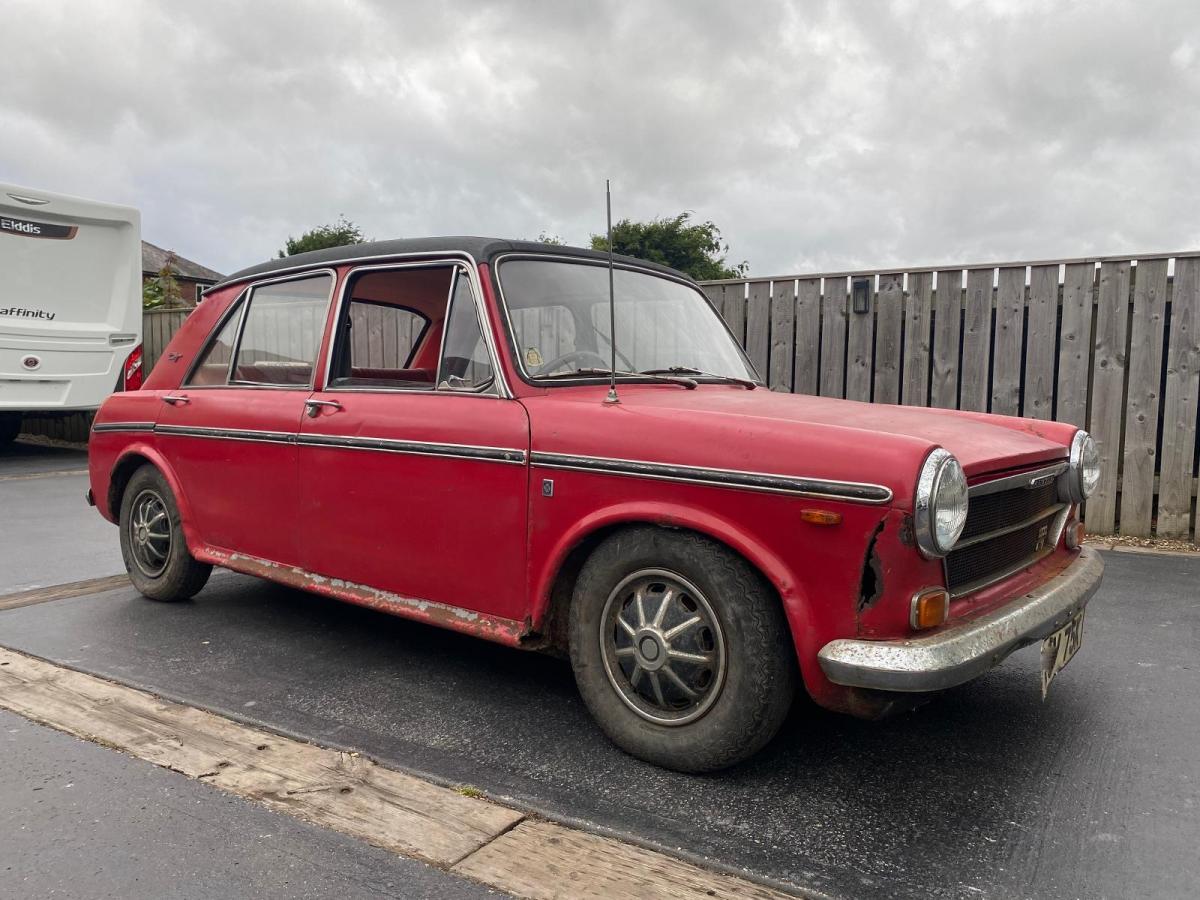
118 465 211 602
569 527 796 773
0 413 21 447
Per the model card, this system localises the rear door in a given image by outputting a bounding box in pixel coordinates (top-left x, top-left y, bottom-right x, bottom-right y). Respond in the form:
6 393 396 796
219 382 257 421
156 270 336 565
297 263 531 622
1 184 141 412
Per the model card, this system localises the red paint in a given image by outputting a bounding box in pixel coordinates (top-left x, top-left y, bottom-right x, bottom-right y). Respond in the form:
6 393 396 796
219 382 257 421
90 250 1083 717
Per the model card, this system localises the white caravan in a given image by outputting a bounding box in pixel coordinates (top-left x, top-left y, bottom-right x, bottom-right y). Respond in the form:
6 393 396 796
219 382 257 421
0 183 142 445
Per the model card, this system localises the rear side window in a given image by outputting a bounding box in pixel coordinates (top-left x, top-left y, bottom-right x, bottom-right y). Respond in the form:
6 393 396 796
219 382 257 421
231 274 333 386
186 296 245 386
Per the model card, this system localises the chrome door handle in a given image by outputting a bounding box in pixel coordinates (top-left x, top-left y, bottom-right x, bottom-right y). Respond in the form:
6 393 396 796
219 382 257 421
304 399 343 417
162 394 189 405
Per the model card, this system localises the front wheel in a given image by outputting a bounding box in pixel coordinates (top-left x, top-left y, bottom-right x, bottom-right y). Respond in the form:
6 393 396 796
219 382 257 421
568 527 797 773
119 465 211 601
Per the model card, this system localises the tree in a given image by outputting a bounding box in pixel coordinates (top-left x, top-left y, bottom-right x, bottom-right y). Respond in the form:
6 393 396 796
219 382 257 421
590 212 747 280
142 251 184 309
278 215 366 258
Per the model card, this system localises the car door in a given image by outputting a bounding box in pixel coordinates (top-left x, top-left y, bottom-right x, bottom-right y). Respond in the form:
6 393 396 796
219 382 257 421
156 270 336 565
297 262 530 622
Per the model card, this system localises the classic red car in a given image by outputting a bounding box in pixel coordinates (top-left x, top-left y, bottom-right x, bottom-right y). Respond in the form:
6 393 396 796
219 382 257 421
88 238 1103 772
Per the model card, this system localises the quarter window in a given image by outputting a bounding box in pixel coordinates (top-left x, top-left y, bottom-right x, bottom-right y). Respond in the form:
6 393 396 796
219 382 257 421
230 274 333 386
438 271 494 391
186 297 245 386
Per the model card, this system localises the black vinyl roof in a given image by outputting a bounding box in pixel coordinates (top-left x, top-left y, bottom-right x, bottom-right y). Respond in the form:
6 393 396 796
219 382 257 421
215 237 690 289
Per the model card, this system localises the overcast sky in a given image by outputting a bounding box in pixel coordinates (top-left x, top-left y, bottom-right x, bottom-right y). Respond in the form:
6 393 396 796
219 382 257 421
3 0 1198 278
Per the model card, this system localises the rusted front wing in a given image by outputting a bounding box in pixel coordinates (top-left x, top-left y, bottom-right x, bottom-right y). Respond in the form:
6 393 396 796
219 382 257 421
817 547 1103 692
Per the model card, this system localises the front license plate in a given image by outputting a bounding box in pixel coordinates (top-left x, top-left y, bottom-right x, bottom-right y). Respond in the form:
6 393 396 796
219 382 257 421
1040 609 1085 699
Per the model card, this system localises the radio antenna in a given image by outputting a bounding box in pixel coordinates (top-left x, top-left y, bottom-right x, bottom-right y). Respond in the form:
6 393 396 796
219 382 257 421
605 179 619 404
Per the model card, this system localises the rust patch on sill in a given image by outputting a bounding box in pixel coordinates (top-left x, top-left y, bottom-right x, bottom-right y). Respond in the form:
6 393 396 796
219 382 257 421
195 547 527 648
857 521 886 612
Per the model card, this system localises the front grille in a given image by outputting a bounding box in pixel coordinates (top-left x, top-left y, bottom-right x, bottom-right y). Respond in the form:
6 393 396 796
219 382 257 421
946 479 1064 596
959 481 1057 540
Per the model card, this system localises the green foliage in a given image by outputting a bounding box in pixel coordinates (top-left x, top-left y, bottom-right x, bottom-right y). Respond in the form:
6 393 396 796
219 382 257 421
590 212 747 280
142 252 183 309
533 232 565 245
278 215 367 258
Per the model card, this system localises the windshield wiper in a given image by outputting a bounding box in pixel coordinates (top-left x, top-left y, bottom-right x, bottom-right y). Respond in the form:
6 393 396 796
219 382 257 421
534 368 697 388
640 367 758 389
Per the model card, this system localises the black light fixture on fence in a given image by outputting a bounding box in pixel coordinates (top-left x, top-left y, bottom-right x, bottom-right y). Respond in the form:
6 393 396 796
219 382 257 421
852 277 872 314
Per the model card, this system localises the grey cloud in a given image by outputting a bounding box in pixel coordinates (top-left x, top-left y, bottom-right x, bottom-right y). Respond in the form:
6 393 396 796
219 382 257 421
2 0 1197 277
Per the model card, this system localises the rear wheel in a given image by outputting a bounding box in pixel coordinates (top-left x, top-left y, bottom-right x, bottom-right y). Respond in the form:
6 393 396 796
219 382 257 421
0 413 21 447
119 465 211 601
569 527 796 773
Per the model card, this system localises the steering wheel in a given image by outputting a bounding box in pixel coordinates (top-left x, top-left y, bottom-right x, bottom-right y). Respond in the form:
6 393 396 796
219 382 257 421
535 349 612 376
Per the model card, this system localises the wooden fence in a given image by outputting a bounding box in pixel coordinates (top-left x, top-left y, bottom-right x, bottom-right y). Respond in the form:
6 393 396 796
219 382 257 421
20 254 1200 542
700 252 1200 542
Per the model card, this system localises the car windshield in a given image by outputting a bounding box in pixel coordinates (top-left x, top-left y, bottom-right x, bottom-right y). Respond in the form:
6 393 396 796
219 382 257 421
497 258 757 382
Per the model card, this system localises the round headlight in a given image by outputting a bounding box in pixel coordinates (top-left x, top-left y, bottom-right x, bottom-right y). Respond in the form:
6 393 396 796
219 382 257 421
915 449 969 558
1061 430 1100 503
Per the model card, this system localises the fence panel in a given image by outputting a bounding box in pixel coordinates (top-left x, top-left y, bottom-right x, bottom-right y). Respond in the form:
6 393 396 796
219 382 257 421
768 280 795 391
794 278 821 395
1024 265 1059 419
931 270 962 409
992 266 1025 416
960 268 994 413
819 277 847 398
1158 257 1200 537
1086 261 1131 534
873 274 903 404
1120 258 1169 537
1056 263 1095 427
902 272 932 406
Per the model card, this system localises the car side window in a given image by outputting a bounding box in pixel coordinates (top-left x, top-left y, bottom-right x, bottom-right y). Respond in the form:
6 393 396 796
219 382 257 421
186 297 245 386
230 274 334 386
325 264 495 393
342 301 430 377
437 271 494 391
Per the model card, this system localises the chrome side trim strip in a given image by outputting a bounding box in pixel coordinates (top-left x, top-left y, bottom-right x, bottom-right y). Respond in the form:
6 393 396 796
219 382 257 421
92 421 156 433
155 424 295 445
530 451 893 504
151 423 526 463
969 462 1067 497
300 433 526 464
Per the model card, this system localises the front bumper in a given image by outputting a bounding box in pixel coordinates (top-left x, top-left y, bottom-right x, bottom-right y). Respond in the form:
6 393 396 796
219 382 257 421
818 547 1104 692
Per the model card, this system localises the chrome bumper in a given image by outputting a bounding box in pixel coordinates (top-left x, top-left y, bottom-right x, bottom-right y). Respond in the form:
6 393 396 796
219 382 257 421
818 547 1104 692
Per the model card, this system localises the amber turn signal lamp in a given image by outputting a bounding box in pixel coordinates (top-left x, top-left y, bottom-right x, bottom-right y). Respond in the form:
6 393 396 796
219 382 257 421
1064 518 1085 551
800 509 842 526
910 588 950 630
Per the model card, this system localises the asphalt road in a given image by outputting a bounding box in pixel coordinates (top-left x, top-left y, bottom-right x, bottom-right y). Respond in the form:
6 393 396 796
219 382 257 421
0 708 504 900
0 440 124 594
3 442 1199 899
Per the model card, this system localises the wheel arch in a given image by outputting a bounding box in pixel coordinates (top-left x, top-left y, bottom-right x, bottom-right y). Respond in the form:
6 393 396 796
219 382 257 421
531 502 810 659
108 446 201 550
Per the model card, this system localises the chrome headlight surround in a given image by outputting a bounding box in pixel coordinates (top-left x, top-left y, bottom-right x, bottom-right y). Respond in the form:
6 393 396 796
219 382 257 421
1060 430 1100 504
914 449 970 559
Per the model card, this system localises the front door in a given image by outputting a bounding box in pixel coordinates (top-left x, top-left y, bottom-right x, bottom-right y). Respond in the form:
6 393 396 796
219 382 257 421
158 271 335 565
297 263 530 621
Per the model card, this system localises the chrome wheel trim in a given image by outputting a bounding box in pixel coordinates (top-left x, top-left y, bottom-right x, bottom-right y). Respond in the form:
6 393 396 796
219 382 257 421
599 568 728 727
128 489 172 578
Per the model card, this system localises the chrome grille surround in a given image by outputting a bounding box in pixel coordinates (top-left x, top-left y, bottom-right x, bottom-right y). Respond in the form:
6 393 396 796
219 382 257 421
945 462 1070 598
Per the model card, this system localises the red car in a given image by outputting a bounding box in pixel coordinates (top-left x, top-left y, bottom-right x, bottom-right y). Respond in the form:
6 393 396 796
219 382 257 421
88 238 1104 772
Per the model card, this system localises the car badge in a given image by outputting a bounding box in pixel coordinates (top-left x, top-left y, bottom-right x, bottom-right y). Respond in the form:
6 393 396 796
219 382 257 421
21 354 41 371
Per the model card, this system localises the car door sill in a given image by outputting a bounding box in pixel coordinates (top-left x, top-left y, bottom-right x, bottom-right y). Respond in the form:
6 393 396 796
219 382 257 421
192 545 529 647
